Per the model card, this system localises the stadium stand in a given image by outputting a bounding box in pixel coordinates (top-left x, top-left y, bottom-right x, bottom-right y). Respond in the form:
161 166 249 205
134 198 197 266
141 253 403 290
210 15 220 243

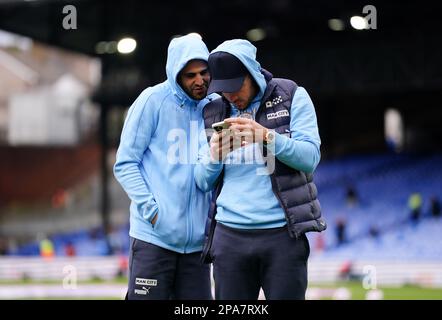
7 153 442 261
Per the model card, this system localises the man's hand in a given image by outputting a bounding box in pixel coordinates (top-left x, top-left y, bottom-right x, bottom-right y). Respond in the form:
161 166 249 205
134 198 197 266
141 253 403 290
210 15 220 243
225 117 269 144
209 129 241 162
151 212 158 225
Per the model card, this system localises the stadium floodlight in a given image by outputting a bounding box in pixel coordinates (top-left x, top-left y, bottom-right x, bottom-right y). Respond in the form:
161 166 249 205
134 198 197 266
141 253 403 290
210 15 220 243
95 41 117 54
95 41 107 54
106 41 117 54
350 16 368 30
117 37 137 54
246 28 266 42
328 19 345 31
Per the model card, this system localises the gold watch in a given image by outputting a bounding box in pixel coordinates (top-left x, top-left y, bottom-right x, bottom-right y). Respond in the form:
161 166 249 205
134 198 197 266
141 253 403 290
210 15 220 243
264 130 276 145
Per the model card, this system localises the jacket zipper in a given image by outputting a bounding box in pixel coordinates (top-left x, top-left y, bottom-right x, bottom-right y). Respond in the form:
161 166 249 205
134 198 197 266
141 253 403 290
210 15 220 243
183 103 196 253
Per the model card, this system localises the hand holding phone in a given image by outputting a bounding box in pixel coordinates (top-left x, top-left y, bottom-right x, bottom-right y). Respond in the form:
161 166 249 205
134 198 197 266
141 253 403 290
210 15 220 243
212 121 231 132
209 121 242 162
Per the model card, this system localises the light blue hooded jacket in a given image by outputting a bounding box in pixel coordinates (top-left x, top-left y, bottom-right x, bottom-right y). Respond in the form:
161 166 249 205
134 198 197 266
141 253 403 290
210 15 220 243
114 34 214 253
194 39 321 229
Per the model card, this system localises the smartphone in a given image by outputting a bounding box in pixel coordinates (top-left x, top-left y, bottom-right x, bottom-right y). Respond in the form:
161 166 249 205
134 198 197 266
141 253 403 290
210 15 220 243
212 121 231 132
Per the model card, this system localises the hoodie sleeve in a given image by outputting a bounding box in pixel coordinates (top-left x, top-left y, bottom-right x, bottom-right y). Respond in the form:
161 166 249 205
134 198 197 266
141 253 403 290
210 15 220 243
266 86 321 173
113 89 160 223
194 122 223 192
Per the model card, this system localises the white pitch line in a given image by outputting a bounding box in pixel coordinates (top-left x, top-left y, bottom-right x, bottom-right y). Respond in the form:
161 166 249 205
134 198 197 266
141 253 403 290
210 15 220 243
0 284 127 299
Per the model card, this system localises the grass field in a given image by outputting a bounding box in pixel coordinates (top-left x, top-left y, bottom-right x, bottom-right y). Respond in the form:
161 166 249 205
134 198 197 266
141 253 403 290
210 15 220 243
309 281 442 300
1 278 442 300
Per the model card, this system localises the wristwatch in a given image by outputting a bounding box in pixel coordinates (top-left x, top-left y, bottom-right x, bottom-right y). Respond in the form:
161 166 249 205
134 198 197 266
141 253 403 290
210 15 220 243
264 130 276 145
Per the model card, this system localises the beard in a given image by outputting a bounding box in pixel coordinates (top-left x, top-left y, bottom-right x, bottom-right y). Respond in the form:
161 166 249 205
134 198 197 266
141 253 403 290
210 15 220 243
186 81 208 100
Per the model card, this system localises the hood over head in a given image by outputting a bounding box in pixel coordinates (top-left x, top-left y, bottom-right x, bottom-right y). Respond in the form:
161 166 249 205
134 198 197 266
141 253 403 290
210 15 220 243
166 34 210 102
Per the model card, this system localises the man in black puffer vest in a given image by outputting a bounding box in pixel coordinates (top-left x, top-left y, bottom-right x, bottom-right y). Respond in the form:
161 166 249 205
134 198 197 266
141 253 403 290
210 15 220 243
194 39 326 300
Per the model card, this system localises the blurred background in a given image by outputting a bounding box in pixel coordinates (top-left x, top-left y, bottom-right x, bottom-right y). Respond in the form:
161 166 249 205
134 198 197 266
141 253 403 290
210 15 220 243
0 0 441 299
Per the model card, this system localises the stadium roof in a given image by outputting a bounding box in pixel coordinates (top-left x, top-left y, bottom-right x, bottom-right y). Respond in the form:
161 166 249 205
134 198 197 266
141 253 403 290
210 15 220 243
0 0 441 103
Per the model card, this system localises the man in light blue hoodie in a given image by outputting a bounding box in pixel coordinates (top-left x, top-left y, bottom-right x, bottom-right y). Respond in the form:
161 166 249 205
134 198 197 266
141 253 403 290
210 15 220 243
114 34 214 300
195 40 326 299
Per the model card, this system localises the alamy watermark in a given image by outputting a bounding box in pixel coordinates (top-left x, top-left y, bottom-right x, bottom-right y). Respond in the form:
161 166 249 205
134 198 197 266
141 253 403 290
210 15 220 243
362 264 377 290
62 264 77 289
166 122 276 175
363 5 377 29
62 5 77 30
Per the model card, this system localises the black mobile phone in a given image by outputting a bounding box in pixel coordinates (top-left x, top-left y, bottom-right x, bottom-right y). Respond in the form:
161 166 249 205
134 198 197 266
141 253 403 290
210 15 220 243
212 121 231 132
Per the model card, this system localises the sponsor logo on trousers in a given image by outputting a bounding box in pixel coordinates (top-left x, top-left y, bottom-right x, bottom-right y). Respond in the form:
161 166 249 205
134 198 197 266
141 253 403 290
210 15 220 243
136 278 158 286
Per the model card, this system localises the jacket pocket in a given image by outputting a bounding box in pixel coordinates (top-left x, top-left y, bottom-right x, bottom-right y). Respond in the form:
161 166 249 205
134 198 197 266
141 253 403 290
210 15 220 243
151 209 163 233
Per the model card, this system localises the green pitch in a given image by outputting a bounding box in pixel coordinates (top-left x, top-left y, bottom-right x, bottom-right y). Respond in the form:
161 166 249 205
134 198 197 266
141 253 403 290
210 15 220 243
311 281 442 300
1 278 442 300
